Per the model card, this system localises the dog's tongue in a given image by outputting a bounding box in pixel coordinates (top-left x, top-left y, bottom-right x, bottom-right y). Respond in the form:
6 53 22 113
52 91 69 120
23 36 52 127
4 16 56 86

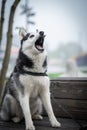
36 45 43 50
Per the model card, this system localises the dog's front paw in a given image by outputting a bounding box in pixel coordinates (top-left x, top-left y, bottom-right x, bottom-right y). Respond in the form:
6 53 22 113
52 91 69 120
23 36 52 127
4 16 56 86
12 117 21 123
51 119 61 128
32 114 43 120
26 124 35 130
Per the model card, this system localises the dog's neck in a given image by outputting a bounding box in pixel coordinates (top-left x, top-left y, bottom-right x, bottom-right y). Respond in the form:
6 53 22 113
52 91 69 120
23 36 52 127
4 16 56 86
15 50 47 74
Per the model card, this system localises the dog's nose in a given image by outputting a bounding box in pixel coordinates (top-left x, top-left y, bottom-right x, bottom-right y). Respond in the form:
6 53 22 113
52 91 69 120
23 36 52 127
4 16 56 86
39 31 44 36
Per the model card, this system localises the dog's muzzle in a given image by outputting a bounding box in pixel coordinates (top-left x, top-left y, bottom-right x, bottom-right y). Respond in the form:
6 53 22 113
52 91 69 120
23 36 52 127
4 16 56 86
35 31 45 52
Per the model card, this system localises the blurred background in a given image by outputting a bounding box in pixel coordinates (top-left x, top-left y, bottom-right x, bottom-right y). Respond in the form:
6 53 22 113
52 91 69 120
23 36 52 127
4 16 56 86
0 0 87 83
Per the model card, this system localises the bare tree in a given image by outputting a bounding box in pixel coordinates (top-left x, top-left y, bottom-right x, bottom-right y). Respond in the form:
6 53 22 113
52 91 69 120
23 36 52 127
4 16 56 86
0 0 20 96
0 0 6 47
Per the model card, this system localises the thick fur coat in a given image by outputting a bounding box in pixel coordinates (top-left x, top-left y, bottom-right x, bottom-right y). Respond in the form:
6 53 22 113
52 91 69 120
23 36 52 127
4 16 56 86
0 28 61 130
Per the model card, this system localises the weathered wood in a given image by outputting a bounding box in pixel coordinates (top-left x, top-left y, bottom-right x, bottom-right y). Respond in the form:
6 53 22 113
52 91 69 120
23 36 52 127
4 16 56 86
50 78 87 99
49 78 87 119
51 99 87 119
0 117 86 130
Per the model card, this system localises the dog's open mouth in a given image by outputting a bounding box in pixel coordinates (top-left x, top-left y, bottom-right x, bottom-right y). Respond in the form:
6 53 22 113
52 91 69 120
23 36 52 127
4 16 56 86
35 36 44 52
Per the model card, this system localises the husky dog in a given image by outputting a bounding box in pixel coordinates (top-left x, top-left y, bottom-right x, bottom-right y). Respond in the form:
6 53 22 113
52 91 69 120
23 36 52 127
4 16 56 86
0 28 61 130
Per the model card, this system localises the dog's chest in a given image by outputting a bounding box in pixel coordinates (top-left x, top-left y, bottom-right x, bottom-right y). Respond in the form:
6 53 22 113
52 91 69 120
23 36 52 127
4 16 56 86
19 75 49 97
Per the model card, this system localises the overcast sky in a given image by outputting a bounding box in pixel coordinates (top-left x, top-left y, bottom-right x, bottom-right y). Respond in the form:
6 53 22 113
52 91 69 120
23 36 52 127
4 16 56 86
0 0 87 51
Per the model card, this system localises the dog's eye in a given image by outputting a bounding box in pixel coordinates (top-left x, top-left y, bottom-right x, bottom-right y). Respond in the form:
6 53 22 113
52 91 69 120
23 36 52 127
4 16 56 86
30 35 34 38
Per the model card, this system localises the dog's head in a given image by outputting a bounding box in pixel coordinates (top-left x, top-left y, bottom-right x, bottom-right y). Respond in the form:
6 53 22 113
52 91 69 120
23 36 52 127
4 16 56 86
19 28 46 55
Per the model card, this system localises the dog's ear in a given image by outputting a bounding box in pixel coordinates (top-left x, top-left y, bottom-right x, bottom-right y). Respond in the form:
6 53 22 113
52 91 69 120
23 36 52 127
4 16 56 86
19 28 27 40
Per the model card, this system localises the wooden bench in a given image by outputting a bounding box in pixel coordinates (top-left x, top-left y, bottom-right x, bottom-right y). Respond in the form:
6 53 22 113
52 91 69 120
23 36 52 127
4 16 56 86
0 78 87 130
50 78 87 119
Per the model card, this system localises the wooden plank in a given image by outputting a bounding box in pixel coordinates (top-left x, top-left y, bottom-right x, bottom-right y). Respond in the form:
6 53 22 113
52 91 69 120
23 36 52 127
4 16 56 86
0 117 86 130
50 79 87 99
51 77 87 81
49 78 87 119
51 98 87 109
43 98 87 119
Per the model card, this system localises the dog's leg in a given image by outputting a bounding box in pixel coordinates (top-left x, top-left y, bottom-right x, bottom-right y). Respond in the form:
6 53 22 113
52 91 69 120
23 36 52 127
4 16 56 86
0 94 23 122
31 98 43 120
19 94 35 130
40 90 61 127
0 94 11 121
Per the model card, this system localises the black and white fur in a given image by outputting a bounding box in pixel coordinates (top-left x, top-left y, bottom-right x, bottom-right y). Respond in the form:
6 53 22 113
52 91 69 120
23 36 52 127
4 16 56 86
0 28 61 130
